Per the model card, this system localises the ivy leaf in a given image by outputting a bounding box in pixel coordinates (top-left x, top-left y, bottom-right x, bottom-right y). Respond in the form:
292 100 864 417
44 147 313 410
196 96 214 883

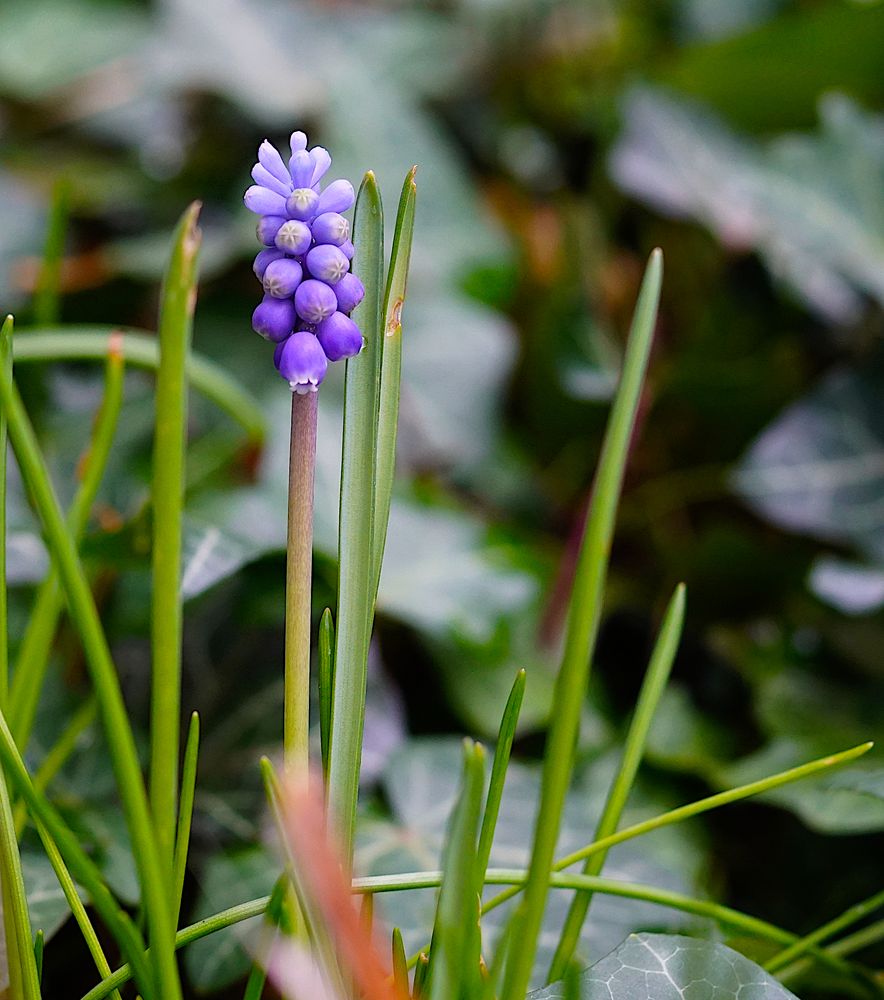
529 933 800 999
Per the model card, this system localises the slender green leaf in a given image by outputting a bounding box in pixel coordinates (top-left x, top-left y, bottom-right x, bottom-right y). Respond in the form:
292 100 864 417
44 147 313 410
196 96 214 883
477 669 525 880
372 166 417 594
549 583 686 980
318 607 334 780
426 740 485 1000
501 249 663 1000
151 201 201 886
392 927 409 995
33 179 70 327
329 172 384 862
10 342 125 751
0 317 11 715
0 332 180 999
12 328 265 442
32 930 43 985
173 711 200 924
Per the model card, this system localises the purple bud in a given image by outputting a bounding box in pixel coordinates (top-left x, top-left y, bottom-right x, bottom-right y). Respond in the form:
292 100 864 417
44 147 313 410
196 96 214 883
339 240 355 260
262 258 303 298
317 179 355 215
316 312 363 362
289 150 314 188
334 272 365 313
274 220 312 255
311 212 350 246
251 163 290 198
306 245 349 285
257 215 286 246
277 331 328 393
294 279 338 324
244 185 288 216
252 295 297 342
310 146 332 185
273 337 288 370
290 131 308 154
253 248 285 280
286 188 320 221
258 140 291 184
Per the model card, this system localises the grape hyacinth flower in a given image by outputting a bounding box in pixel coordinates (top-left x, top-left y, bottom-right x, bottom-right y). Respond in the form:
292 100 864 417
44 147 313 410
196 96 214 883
245 131 365 393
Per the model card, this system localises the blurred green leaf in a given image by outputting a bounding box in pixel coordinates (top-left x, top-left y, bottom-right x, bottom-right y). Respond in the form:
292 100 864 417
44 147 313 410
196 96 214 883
529 933 799 999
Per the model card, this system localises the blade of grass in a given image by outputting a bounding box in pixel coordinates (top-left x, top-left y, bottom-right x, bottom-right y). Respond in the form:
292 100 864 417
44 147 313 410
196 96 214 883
0 329 181 999
12 328 264 443
371 166 417 595
33 179 70 327
241 877 290 1000
0 317 11 714
14 697 97 838
32 930 43 984
9 340 125 750
500 249 663 1000
150 202 201 888
318 608 334 780
548 582 686 980
0 768 42 999
477 669 525 881
766 886 884 974
426 740 485 1000
391 928 408 995
173 711 200 924
328 172 384 863
412 952 429 999
0 707 155 997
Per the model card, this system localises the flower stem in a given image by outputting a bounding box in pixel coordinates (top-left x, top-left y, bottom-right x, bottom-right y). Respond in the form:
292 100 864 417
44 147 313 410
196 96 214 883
284 391 318 772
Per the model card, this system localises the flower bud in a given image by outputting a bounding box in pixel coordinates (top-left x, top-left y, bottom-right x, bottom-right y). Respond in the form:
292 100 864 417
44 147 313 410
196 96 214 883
290 131 308 154
244 185 287 216
306 245 349 285
257 215 286 246
294 279 338 323
317 179 355 215
316 311 364 362
277 331 328 393
252 295 297 342
289 150 314 189
251 163 290 197
253 248 285 280
273 337 288 369
258 140 290 184
310 147 332 186
311 212 350 246
339 240 355 260
274 220 312 255
262 258 303 298
286 187 320 221
333 272 365 313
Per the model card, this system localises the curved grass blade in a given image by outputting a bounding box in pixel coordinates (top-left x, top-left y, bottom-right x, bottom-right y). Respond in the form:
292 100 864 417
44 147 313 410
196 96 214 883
318 607 335 780
9 339 125 750
328 172 384 863
173 710 200 924
501 249 663 1000
372 166 417 594
391 927 408 995
0 318 11 714
12 328 265 442
548 582 686 979
426 740 485 1000
32 930 43 985
151 202 202 886
0 336 181 999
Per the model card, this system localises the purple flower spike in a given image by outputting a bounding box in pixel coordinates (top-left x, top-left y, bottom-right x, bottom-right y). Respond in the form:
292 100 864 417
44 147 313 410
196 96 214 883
274 220 312 255
306 245 349 285
253 248 285 280
286 188 320 221
262 258 303 298
277 331 328 393
310 147 332 185
257 215 286 246
316 312 364 362
295 279 338 323
244 185 288 216
334 272 365 313
311 212 350 247
258 140 290 184
289 150 314 189
253 295 297 342
317 179 355 215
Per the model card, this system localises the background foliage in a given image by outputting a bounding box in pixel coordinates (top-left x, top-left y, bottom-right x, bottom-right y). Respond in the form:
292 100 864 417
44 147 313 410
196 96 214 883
0 0 882 996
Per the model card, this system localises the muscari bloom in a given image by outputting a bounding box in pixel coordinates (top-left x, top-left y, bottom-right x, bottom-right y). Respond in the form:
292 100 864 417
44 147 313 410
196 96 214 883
245 132 366 392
